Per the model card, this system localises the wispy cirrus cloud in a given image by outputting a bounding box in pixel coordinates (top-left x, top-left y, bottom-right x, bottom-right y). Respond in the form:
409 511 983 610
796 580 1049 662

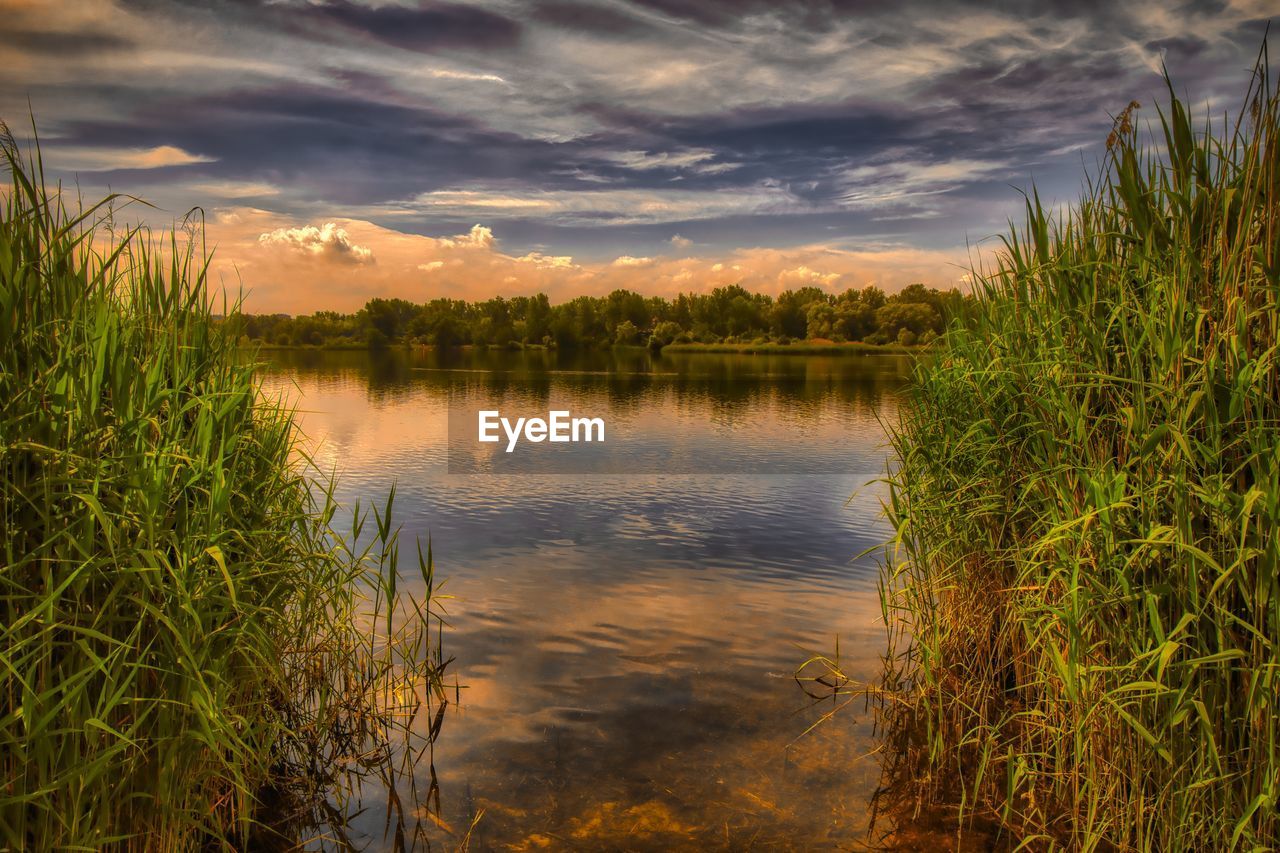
836 158 1010 211
188 180 280 198
402 183 807 225
603 147 739 175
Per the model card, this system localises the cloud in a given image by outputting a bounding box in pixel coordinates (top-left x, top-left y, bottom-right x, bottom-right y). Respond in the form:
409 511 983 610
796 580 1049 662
603 147 737 174
438 224 496 249
778 265 841 286
257 222 375 264
188 180 279 198
292 0 521 52
406 184 804 225
47 144 214 171
203 208 976 313
669 234 693 249
421 68 508 83
836 158 1008 210
13 0 1268 312
532 1 657 37
517 251 577 269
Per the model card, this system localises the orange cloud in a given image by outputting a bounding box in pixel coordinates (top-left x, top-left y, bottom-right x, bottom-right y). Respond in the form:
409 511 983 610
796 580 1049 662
257 222 375 264
46 144 215 171
204 209 974 314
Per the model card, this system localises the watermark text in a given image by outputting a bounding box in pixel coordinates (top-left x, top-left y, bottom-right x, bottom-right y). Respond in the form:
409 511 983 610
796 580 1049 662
478 410 605 452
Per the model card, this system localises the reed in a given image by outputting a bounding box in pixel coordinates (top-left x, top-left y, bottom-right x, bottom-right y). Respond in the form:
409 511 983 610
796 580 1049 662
880 46 1279 849
0 128 446 849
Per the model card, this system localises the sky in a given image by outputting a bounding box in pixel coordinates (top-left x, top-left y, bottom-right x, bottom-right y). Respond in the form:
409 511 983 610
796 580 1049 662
1 0 1273 313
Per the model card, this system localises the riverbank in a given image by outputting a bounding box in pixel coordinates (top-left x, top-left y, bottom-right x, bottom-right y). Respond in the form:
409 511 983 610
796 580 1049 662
880 55 1278 848
0 141 446 849
243 340 921 356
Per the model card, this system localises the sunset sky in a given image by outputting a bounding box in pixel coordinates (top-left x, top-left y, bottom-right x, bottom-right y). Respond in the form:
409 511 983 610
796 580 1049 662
1 0 1272 312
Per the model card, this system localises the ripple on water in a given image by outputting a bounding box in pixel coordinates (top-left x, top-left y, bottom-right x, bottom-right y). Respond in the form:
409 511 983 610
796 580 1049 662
264 349 903 848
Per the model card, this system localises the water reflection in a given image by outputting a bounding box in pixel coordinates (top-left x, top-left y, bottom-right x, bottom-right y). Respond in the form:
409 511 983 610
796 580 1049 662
257 348 906 849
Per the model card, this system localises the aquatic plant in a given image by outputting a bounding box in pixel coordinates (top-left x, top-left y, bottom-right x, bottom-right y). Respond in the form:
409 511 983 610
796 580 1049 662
0 128 447 849
881 45 1279 849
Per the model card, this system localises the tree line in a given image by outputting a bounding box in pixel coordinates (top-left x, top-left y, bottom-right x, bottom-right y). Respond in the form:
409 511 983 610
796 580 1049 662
229 283 968 350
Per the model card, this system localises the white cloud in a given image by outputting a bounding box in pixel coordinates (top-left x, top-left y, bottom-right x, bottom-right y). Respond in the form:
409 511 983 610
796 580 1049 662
694 162 741 175
607 148 715 170
438 224 496 249
837 158 1006 208
612 255 654 267
604 148 740 175
257 222 374 264
669 234 693 249
407 184 804 225
517 251 577 269
420 68 507 84
418 261 445 272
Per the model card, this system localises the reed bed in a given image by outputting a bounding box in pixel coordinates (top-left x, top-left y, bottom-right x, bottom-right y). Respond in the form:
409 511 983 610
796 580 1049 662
0 130 446 849
879 48 1279 849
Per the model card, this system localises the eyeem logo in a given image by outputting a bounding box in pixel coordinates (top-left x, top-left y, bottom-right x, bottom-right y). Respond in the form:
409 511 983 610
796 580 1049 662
478 410 605 452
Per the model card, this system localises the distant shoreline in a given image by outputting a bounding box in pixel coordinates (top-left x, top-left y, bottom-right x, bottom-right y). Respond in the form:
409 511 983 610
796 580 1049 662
242 340 923 356
658 341 919 355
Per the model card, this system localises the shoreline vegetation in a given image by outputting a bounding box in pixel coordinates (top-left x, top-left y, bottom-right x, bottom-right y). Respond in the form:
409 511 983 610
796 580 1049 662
246 339 921 356
876 50 1278 848
227 281 965 354
657 340 915 355
0 131 449 848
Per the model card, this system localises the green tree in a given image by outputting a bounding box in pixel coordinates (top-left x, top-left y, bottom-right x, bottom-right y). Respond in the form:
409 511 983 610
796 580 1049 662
770 287 827 339
615 320 640 345
874 302 941 338
361 298 416 342
805 301 837 339
648 320 682 350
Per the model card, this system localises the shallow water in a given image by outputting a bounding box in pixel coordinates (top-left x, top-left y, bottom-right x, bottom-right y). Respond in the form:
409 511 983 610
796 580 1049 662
257 347 909 850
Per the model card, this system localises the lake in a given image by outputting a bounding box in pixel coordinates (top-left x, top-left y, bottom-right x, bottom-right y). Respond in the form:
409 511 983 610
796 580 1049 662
257 347 910 850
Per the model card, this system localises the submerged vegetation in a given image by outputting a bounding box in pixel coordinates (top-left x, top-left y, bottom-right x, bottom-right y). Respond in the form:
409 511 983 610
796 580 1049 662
0 131 447 848
231 281 965 351
881 51 1279 847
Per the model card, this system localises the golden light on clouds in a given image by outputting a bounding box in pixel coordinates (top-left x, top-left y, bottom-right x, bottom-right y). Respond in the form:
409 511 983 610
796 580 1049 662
7 0 1257 316
204 209 974 313
46 144 214 171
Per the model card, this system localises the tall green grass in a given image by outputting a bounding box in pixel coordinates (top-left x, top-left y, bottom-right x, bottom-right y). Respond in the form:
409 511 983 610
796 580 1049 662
0 129 446 849
880 48 1279 849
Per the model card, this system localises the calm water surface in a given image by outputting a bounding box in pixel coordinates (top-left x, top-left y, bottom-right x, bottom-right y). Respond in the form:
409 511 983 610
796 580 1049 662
258 348 909 850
